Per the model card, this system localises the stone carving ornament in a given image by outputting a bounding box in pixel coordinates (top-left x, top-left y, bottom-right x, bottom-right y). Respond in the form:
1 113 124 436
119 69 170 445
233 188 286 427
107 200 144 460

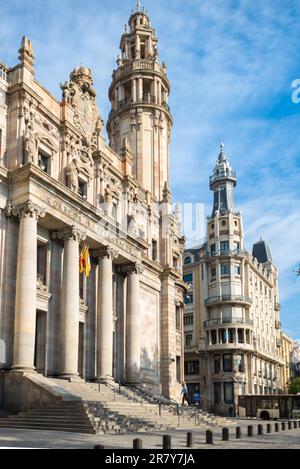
60 66 104 147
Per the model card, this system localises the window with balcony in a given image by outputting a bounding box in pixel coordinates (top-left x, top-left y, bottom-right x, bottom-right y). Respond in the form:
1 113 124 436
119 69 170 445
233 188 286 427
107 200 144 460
184 293 193 305
220 241 229 255
220 329 227 344
184 315 194 326
224 382 234 404
223 354 233 372
221 264 230 275
185 334 193 347
237 329 244 343
228 328 234 343
184 361 199 375
183 273 193 284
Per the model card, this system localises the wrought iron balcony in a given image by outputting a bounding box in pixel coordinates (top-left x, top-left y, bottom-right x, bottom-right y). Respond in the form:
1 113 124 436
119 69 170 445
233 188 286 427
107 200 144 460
210 170 236 185
204 295 252 307
203 317 254 328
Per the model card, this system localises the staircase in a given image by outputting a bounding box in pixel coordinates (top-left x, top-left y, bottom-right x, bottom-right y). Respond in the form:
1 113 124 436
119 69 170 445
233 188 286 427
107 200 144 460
47 378 229 434
0 377 230 435
0 400 95 434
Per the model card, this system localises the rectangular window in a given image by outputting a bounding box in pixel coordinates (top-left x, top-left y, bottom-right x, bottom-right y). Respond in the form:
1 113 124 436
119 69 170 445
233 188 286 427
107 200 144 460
220 241 229 255
152 239 158 261
176 356 181 382
210 244 216 256
234 265 241 275
185 334 193 347
184 315 194 326
223 354 233 372
211 330 217 345
184 361 199 375
228 328 234 343
38 150 50 174
183 273 193 284
214 355 221 373
221 264 230 275
224 382 234 404
176 306 181 330
214 383 221 404
78 179 87 199
184 293 193 305
211 267 216 278
233 241 240 253
201 264 204 280
219 329 227 344
237 329 244 343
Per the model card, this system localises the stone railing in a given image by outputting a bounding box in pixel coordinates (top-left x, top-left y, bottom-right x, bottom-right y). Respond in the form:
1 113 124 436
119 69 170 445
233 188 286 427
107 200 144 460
204 317 253 328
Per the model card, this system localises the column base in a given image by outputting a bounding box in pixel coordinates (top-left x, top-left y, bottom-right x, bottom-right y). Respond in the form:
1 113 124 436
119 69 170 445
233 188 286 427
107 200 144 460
11 366 36 374
59 373 81 382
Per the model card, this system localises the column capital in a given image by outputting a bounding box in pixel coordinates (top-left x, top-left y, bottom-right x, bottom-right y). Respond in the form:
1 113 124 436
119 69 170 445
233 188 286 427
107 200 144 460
51 225 86 242
96 246 119 261
6 201 46 221
127 261 144 276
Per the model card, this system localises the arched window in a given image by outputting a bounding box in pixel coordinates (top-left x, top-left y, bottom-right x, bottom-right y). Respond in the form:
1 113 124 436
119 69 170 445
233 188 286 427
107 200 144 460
184 256 192 265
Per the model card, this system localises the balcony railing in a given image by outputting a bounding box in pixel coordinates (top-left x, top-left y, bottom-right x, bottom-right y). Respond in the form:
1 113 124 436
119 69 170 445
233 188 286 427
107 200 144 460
210 170 236 185
206 249 247 259
109 95 171 118
204 295 252 307
204 317 254 328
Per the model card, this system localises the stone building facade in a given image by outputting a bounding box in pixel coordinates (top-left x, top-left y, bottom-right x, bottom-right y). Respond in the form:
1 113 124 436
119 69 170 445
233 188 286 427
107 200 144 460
0 5 185 403
183 145 286 416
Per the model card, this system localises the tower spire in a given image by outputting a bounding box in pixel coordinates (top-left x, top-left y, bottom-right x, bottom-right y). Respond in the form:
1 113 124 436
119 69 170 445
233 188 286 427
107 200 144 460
210 143 237 217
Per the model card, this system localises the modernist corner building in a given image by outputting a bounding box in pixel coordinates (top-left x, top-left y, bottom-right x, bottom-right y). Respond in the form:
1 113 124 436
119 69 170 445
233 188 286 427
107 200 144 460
183 145 291 416
0 2 186 410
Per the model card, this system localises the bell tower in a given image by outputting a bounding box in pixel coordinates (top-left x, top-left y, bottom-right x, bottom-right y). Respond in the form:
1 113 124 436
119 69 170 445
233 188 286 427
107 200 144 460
107 1 172 201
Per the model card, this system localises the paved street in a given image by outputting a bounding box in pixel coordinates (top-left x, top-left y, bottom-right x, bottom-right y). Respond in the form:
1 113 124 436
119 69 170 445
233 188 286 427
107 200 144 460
0 420 299 449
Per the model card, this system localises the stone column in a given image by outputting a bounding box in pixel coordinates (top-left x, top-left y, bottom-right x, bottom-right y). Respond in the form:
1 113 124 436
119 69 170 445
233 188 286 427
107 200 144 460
132 78 137 103
138 77 143 102
97 248 118 379
60 226 85 378
126 262 144 383
12 201 46 372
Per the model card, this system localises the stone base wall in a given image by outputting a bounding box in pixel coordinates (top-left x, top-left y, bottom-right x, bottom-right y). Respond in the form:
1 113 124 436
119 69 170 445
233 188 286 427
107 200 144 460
1 371 80 414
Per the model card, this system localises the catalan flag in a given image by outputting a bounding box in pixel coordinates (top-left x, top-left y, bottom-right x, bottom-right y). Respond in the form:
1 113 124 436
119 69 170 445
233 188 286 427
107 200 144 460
79 243 91 278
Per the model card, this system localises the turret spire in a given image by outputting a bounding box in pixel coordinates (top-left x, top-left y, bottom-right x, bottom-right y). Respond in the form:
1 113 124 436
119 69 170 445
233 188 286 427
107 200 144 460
210 143 237 217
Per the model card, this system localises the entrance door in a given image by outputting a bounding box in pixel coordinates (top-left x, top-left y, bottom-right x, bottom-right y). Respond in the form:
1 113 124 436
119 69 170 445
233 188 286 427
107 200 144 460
78 323 84 378
34 310 47 374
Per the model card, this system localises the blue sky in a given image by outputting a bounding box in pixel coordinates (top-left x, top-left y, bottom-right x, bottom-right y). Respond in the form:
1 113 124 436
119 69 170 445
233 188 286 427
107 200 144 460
0 0 299 338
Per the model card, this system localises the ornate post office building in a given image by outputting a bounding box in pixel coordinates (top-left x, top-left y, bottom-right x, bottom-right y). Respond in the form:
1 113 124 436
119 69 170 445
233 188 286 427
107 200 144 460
183 145 285 415
0 4 185 404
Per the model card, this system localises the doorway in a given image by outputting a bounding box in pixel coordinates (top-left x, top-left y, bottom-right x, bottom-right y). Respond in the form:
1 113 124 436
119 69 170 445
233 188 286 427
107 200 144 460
34 310 47 374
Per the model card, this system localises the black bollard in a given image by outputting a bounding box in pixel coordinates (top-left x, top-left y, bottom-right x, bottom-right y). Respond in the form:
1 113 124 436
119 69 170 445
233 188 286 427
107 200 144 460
275 422 279 432
298 420 300 428
258 424 263 435
222 427 229 441
236 427 242 439
293 420 297 429
133 439 143 449
94 445 105 449
288 421 292 430
206 430 213 445
163 434 172 449
187 432 194 448
281 422 285 431
247 425 253 437
267 423 271 433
